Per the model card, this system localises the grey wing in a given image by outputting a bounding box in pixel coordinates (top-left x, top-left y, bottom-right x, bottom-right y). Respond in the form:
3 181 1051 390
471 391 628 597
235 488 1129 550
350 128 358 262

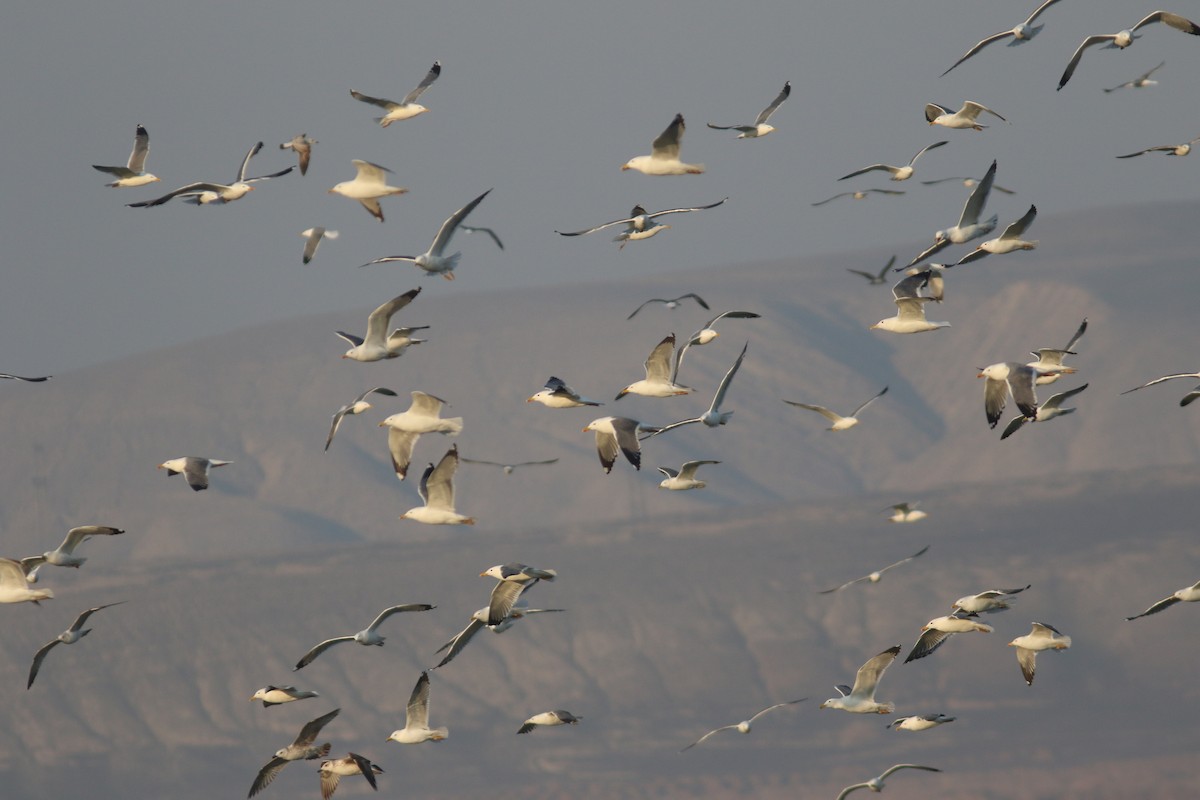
678 460 720 480
235 142 264 183
126 182 229 207
61 525 123 553
350 90 400 110
1133 11 1200 34
838 164 898 181
350 753 379 791
710 343 748 410
657 466 680 479
488 579 528 625
370 604 434 631
924 103 953 123
1122 373 1200 394
295 708 342 745
360 386 398 403
366 288 422 344
128 125 150 172
651 198 729 218
626 299 662 319
429 189 490 255
610 417 643 470
403 61 442 105
319 768 340 800
678 293 710 309
458 224 504 250
1017 647 1037 684
409 390 448 417
27 639 61 689
1126 595 1181 620
681 725 739 751
651 114 685 160
1008 366 1040 417
326 408 351 451
850 386 888 417
940 30 1015 77
358 197 384 222
783 400 842 424
421 448 456 509
182 459 210 491
985 377 1010 428
851 646 900 695
1041 382 1088 411
93 164 136 178
747 698 806 723
1000 415 1028 440
336 331 364 348
904 628 954 663
954 247 988 266
594 429 619 473
244 166 293 184
406 671 432 727
818 576 869 594
878 545 930 574
294 638 353 670
303 228 325 264
644 334 677 382
558 216 635 237
892 272 928 298
755 81 791 124
434 617 485 668
1061 317 1089 352
894 297 931 322
905 238 950 268
957 160 997 227
70 601 124 632
0 372 51 381
461 457 506 467
1026 0 1063 24
880 765 942 779
640 417 700 440
1058 36 1113 90
1002 204 1037 239
249 757 289 798
812 192 853 206
909 140 948 165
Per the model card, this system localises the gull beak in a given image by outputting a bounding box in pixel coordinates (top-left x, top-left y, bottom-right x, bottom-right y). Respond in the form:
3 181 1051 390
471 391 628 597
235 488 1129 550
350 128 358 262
526 396 535 403
378 421 388 427
620 164 631 171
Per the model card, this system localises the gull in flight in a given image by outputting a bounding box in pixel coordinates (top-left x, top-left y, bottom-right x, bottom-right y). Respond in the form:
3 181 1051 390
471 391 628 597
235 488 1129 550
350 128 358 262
337 288 423 363
818 546 929 594
657 460 721 491
1126 579 1200 620
615 334 693 400
622 113 705 175
461 456 560 475
378 390 462 481
952 585 1031 615
386 671 448 743
670 310 760 384
351 61 441 126
925 101 1008 130
583 417 658 473
328 160 407 222
93 125 158 187
361 190 492 279
978 362 1057 429
517 710 581 734
527 377 604 408
400 445 474 525
646 342 748 438
706 81 791 138
953 204 1038 266
250 686 319 708
324 387 398 452
837 141 947 182
870 279 949 332
248 707 340 798
27 602 124 689
278 134 316 175
847 256 897 285
887 502 927 523
128 142 291 207
1117 134 1200 158
940 0 1065 76
920 175 1016 194
812 188 905 207
318 753 381 800
835 764 941 799
1 372 51 381
557 198 728 250
681 699 806 751
20 525 124 572
892 266 945 303
888 714 956 732
627 293 709 319
301 227 338 265
1123 370 1200 406
1009 622 1071 685
433 601 563 669
480 564 557 625
904 614 994 663
1058 11 1200 90
905 160 998 267
1001 383 1088 440
1104 60 1165 92
158 457 231 491
820 645 901 714
0 558 54 604
294 605 434 670
784 386 888 431
1029 318 1087 385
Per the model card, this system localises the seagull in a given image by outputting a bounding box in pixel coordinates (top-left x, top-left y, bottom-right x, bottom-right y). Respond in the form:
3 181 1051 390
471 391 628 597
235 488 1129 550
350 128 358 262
784 386 888 431
706 81 791 138
93 125 158 187
301 227 339 265
818 546 929 594
657 460 721 490
324 387 398 452
925 101 1007 130
527 377 604 408
1104 60 1165 91
870 296 949 334
820 646 901 714
835 764 941 799
1029 318 1087 385
645 342 748 438
318 753 381 800
157 457 232 491
1126 579 1200 620
979 362 1053 428
681 699 806 751
847 256 897 285
1009 622 1071 685
461 457 560 475
940 0 1065 76
279 134 316 175
621 113 704 175
0 372 51 381
0 558 53 604
1117 135 1200 158
952 204 1039 266
378 390 463 481
920 175 1016 194
26 602 124 689
886 502 927 524
837 141 948 182
812 188 905 207
670 311 760 385
896 265 945 303
361 190 491 280
250 686 320 708
557 198 728 249
433 603 563 669
615 334 693 400
20 525 124 571
337 288 422 362
888 714 956 732
626 293 710 319
127 142 291 207
400 445 474 525
904 614 994 663
1122 370 1200 406
583 417 657 473
517 710 581 734
479 564 556 623
952 585 1032 615
1058 12 1200 90
386 671 448 743
905 160 998 267
351 61 441 126
1001 383 1088 439
328 160 407 222
294 606 434 670
248 708 341 798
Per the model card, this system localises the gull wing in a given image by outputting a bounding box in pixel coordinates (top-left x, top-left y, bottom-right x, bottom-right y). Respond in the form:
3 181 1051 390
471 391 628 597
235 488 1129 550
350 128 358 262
367 603 434 633
681 724 739 751
434 615 485 668
1040 383 1088 412
678 460 720 481
850 386 888 418
128 125 150 172
924 103 954 123
755 81 792 124
709 342 748 413
60 525 124 554
1058 35 1116 90
1126 595 1183 620
957 160 997 227
941 30 1018 77
1132 10 1200 34
651 114 685 160
428 189 491 256
1000 204 1037 239
27 639 63 689
365 288 422 346
405 670 433 728
409 390 448 418
234 142 264 183
783 400 844 424
350 89 400 111
403 61 442 105
422 446 460 510
487 579 528 626
126 182 232 208
249 756 290 798
904 628 955 663
643 334 677 382
849 646 901 698
294 637 355 670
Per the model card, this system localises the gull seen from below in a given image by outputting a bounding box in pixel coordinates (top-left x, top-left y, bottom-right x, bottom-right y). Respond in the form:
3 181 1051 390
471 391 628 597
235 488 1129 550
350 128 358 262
301 227 338 264
835 764 941 799
847 256 897 285
128 141 291 207
903 613 994 663
350 61 441 126
706 81 791 138
318 753 381 800
1117 135 1200 158
378 390 463 481
328 160 407 222
681 698 806 751
925 101 1008 130
337 288 423 363
626 293 709 319
324 387 398 452
1125 579 1200 620
1009 622 1072 685
621 114 704 175
1057 11 1200 91
557 198 728 250
837 141 947 182
657 460 720 491
361 189 492 280
27 602 124 689
293 605 434 670
888 714 956 732
158 457 231 491
819 645 901 714
615 334 692 400
784 385 888 431
92 125 158 187
939 0 1065 76
952 585 1032 615
818 546 929 593
646 342 748 438
583 417 657 473
517 710 581 734
1104 60 1165 92
887 502 927 523
1001 383 1088 439
905 159 999 267
0 558 54 604
527 377 604 408
952 204 1038 266
1029 317 1087 385
400 445 475 525
247 707 340 798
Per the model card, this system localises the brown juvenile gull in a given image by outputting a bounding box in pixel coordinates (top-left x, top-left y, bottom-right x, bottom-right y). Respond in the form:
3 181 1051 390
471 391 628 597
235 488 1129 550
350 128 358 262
517 709 581 734
325 387 398 452
21 525 124 570
351 61 441 127
27 602 124 689
157 457 231 491
318 753 381 800
626 293 709 319
615 334 693 400
361 189 492 280
93 124 159 187
294 606 434 670
819 546 929 594
621 113 704 175
904 614 993 663
386 671 448 744
378 392 462 481
1058 11 1200 90
558 198 727 250
681 699 806 751
0 558 53 604
527 376 604 408
707 80 791 138
250 686 319 708
1125 578 1200 620
940 0 1065 76
583 416 658 473
820 646 901 714
328 160 407 222
837 141 947 182
279 134 316 175
836 764 941 799
784 386 888 431
248 707 340 797
128 141 291 207
301 227 338 265
399 446 475 525
1009 622 1071 685
338 288 422 363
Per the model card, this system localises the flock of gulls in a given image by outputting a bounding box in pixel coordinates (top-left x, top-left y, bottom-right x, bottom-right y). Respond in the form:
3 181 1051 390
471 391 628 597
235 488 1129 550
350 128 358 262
5 3 1200 798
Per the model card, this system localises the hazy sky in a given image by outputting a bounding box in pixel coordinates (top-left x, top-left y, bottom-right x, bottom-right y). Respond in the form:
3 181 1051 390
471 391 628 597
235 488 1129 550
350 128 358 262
3 0 1198 374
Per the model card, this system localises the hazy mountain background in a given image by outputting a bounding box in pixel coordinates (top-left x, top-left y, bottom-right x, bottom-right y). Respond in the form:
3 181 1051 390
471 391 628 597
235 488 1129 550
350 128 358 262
2 200 1199 798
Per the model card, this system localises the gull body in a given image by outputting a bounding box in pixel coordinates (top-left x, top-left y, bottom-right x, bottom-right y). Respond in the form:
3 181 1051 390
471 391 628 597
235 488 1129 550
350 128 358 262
940 0 1064 76
351 61 441 126
294 606 434 670
400 446 474 525
648 342 748 437
784 386 887 431
1126 579 1200 620
838 141 947 182
379 391 462 481
622 113 704 174
325 387 398 451
706 81 791 138
248 708 340 798
583 416 655 473
128 141 290 207
387 671 448 743
158 457 231 491
1001 383 1088 439
615 334 692 399
887 502 926 524
925 101 1007 130
318 753 381 800
338 288 422 362
279 134 316 175
681 699 805 751
93 125 158 187
658 460 720 491
250 686 319 708
888 714 955 732
517 710 581 734
361 189 491 279
952 585 1031 615
27 602 124 689
954 204 1038 265
1008 622 1071 684
328 160 407 222
528 377 604 408
1058 12 1200 90
0 558 53 604
819 645 900 714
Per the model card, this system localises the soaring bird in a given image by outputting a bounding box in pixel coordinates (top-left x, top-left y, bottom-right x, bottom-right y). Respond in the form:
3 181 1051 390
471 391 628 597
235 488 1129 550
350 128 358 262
387 671 449 744
979 362 1058 428
906 160 998 267
670 310 760 385
460 456 559 475
21 525 124 570
784 386 888 431
328 160 407 221
337 288 423 363
128 142 290 207
819 546 929 594
837 141 947 182
953 205 1038 265
886 502 927 523
517 710 581 734
904 614 993 663
888 714 956 732
583 417 657 473
952 585 1031 615
378 391 463 481
847 256 897 285
279 134 316 175
0 558 54 604
681 699 806 751
557 198 727 249
527 376 604 408
940 0 1064 76
351 61 441 126
157 457 231 491
1028 318 1087 385
925 101 1007 130
93 124 159 187
647 342 748 437
294 606 434 670
301 227 338 264
622 114 704 175
812 189 905 207
433 601 563 669
706 81 791 138
1058 11 1200 90
1123 370 1200 406
361 190 492 280
615 334 692 399
1125 579 1200 620
1000 383 1088 439
27 602 124 689
250 686 319 708
1104 60 1165 92
657 460 721 491
248 708 341 797
835 764 941 799
1008 622 1071 684
820 646 901 714
1117 135 1200 158
399 446 475 525
325 387 398 451
626 293 709 319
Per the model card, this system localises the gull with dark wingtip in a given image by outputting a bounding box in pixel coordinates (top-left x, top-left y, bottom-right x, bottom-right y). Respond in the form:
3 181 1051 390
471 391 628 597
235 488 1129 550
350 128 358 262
820 646 901 714
279 134 316 175
837 141 947 182
784 386 888 431
1057 11 1200 91
940 0 1064 76
27 602 124 689
622 114 704 175
351 61 441 126
361 190 491 280
325 387 397 452
819 546 929 594
128 142 291 207
248 708 340 797
294 606 434 670
1126 579 1200 620
301 227 338 265
557 198 727 249
93 125 159 187
925 101 1007 130
681 699 805 751
158 457 231 491
706 81 791 138
328 160 407 222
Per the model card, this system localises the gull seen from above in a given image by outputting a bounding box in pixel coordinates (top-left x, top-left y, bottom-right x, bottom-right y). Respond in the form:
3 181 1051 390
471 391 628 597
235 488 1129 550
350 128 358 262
952 585 1032 615
318 753 381 800
1125 579 1200 620
1116 135 1200 158
337 288 423 363
157 457 232 491
657 460 720 491
527 376 604 408
952 204 1038 266
925 101 1008 130
820 645 901 714
905 159 999 267
835 764 941 799
92 125 158 187
1029 317 1088 385
247 707 341 798
351 60 441 126
626 293 709 319
812 189 905 207
847 256 897 285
